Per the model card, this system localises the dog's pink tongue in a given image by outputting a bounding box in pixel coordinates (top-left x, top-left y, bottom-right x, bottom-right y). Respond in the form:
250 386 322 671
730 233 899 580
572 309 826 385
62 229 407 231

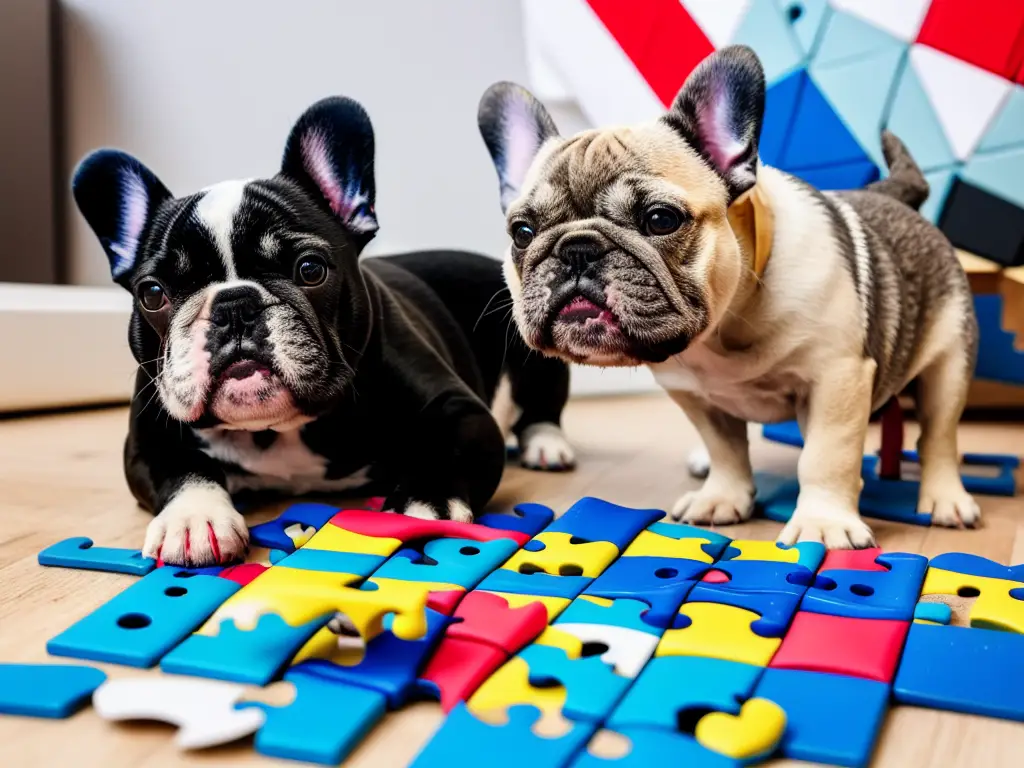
559 296 616 325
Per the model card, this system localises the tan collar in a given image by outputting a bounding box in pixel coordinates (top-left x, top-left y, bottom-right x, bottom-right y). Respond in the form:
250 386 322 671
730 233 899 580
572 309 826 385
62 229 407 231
727 183 775 281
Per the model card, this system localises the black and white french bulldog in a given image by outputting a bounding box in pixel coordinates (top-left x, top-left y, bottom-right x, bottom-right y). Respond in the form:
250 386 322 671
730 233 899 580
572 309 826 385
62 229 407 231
477 45 980 549
72 96 574 567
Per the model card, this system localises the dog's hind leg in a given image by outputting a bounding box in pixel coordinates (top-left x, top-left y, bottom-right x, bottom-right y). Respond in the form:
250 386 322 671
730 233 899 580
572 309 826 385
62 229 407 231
915 347 981 527
505 344 575 471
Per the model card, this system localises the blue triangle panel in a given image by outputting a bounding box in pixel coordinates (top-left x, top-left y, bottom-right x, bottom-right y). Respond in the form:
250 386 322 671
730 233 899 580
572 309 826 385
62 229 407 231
780 77 870 169
920 168 959 225
977 86 1024 154
732 0 804 84
783 0 831 59
886 60 957 172
813 9 904 69
760 69 807 167
791 160 880 191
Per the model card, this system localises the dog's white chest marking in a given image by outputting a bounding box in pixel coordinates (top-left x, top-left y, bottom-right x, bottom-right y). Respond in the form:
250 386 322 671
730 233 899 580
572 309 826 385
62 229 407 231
197 428 372 494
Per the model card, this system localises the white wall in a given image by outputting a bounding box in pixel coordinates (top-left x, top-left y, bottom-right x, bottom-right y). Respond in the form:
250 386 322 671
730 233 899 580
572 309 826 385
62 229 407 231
60 0 659 395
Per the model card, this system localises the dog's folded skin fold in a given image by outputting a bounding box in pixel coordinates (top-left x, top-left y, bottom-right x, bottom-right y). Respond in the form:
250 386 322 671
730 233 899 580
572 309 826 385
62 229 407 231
72 97 572 566
478 45 980 549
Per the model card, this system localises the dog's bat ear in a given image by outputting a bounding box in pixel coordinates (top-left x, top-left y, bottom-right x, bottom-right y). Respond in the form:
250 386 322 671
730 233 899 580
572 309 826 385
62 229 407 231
72 150 172 289
478 82 560 212
665 45 766 202
281 96 378 247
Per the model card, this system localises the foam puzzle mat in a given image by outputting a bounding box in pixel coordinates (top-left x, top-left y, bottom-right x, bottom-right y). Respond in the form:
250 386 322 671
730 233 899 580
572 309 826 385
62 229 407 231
11 496 1024 767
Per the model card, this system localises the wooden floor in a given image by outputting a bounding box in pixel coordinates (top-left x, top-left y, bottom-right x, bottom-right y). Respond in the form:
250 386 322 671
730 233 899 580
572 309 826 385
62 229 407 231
2 393 1024 767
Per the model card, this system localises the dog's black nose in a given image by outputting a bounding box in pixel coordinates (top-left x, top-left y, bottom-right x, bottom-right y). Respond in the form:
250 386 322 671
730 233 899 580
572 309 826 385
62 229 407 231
210 286 262 333
558 235 607 274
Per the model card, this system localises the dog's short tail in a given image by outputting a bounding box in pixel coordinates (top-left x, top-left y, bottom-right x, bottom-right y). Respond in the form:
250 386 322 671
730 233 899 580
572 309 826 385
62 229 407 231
864 130 930 211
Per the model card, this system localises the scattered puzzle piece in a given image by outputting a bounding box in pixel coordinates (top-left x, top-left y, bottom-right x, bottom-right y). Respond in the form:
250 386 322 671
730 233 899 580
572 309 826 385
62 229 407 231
374 537 520 589
551 624 659 679
695 697 786 762
0 663 107 718
921 557 1024 633
570 727 740 767
479 503 556 537
478 566 593 599
720 540 825 571
656 602 783 666
556 596 659 636
242 666 386 765
502 532 618 579
47 567 241 667
248 502 340 553
331 509 531 547
447 590 549 654
586 556 705 629
684 584 802 638
92 676 266 749
542 498 664 551
698 559 816 596
38 537 155 576
418 637 509 712
913 601 953 625
484 591 572 622
819 547 887 573
621 523 730 562
801 553 928 621
273 548 385 576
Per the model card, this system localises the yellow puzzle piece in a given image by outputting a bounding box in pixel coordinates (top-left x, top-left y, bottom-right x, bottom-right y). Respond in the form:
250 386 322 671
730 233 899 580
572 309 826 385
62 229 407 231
725 540 800 564
468 656 567 721
301 522 402 557
656 603 781 666
533 626 585 658
922 567 1024 634
696 698 786 759
482 591 572 622
283 522 316 548
622 530 716 562
502 532 618 578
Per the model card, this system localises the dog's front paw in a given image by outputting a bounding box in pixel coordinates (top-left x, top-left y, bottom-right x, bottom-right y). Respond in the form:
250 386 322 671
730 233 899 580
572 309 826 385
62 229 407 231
779 500 875 550
519 422 576 471
919 479 981 528
392 497 474 523
143 482 249 566
671 479 754 525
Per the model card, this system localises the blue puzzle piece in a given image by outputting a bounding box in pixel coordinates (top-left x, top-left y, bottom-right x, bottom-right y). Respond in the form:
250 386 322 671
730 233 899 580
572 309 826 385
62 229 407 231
760 69 807 167
478 566 592 599
755 668 889 767
801 552 928 621
248 502 340 553
700 559 816 597
793 159 880 191
544 497 664 551
914 451 1019 497
913 602 951 624
556 597 660 636
0 663 107 718
47 568 240 668
685 584 803 638
644 521 732 560
38 537 156 576
161 613 329 685
608 656 762 731
241 666 386 765
294 608 450 708
928 553 1024 583
269 549 288 565
411 703 597 768
374 537 520 590
570 727 740 768
274 548 384 576
521 644 630 723
731 0 803 84
585 557 703 631
479 503 555 537
894 623 1024 721
974 294 1024 386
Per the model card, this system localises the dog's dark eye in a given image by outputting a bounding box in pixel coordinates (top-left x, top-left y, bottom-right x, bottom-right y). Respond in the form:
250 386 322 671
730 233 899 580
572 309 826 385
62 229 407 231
512 223 535 249
136 281 167 312
643 206 683 236
295 257 327 287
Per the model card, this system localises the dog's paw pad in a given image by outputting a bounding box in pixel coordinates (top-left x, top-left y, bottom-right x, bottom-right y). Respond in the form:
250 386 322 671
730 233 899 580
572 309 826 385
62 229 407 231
779 511 875 550
144 483 248 566
520 422 576 471
671 485 754 525
402 499 474 523
921 487 981 529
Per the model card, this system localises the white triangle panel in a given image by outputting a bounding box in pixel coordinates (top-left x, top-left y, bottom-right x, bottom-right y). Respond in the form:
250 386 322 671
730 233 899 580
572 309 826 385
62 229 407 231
910 44 1012 161
829 0 931 42
682 0 752 47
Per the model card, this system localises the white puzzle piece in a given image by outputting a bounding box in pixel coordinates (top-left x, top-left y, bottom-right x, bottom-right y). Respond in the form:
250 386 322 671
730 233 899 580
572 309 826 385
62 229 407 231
92 676 266 749
555 623 660 678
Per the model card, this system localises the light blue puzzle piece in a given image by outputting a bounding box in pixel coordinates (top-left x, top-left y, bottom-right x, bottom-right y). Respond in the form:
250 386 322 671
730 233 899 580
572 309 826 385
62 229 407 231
374 537 520 590
412 703 597 768
887 62 956 172
269 549 288 565
732 0 804 84
544 497 664 551
913 602 952 625
645 521 732 559
241 666 386 765
478 568 592 600
520 644 630 723
161 612 329 685
785 0 831 59
555 597 656 635
0 663 107 718
920 168 959 224
274 548 384 576
38 537 155 576
811 45 907 168
571 727 740 768
977 85 1024 154
47 567 239 668
813 10 904 69
608 656 762 731
961 146 1024 209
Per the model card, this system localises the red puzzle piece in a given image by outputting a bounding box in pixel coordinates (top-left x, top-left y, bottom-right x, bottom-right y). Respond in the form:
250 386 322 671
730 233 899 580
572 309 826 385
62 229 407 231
701 569 730 584
330 510 530 547
819 548 887 573
219 563 267 586
917 0 1024 79
419 637 507 712
447 591 549 654
769 611 910 683
428 590 466 616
